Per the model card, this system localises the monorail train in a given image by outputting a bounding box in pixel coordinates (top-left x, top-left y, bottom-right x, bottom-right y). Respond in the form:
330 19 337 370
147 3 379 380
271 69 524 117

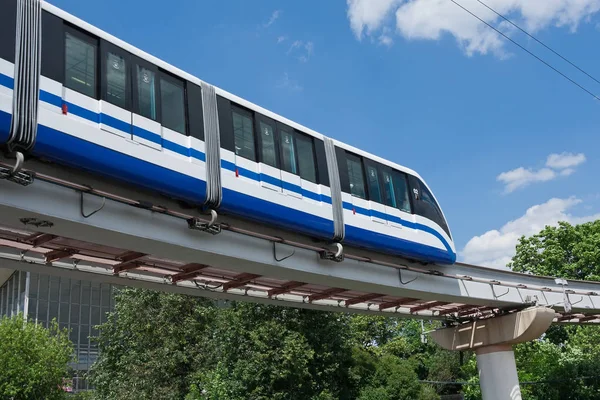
0 0 456 264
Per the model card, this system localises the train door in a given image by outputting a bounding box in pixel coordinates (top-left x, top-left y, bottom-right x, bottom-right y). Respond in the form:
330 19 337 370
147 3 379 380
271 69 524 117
131 58 161 150
364 160 386 225
278 123 302 199
255 114 281 192
344 152 371 224
294 132 320 204
381 167 412 229
99 41 133 140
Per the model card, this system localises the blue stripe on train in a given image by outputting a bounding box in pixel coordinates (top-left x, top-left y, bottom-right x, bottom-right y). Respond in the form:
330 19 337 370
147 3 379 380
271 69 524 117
342 201 454 258
0 79 455 262
344 225 456 264
220 188 335 240
32 121 207 205
0 74 14 90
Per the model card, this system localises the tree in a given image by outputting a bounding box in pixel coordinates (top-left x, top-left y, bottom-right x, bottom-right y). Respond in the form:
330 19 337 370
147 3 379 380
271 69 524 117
0 314 73 400
509 220 600 280
190 302 357 400
90 288 216 400
461 218 600 400
92 289 361 400
357 355 423 400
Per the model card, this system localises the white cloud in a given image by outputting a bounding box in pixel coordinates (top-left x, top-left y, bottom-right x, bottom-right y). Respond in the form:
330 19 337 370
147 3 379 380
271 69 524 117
346 0 600 56
497 167 556 193
546 152 586 169
287 40 314 62
560 168 576 177
378 27 394 46
264 10 282 28
277 73 303 92
287 40 303 54
379 34 394 46
347 0 401 39
461 197 600 269
497 152 586 193
277 36 287 44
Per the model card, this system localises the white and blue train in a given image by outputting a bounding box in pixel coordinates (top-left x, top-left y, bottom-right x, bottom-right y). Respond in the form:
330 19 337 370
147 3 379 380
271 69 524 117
0 0 456 264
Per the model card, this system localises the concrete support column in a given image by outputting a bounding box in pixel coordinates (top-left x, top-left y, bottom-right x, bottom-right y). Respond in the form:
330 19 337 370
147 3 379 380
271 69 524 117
430 306 556 400
476 345 521 400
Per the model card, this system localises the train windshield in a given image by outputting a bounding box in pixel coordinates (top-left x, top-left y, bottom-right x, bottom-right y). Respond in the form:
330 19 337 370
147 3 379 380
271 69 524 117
410 177 451 239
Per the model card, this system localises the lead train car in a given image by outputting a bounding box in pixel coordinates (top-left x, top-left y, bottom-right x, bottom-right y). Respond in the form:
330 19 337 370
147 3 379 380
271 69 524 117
0 0 456 264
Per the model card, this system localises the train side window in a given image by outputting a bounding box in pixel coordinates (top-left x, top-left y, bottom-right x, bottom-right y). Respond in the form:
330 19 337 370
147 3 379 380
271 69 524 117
346 153 366 199
232 106 256 161
258 121 277 167
296 133 317 183
381 170 397 208
65 29 97 98
391 171 411 213
280 129 297 174
135 65 158 120
160 73 186 134
365 164 382 204
104 51 127 108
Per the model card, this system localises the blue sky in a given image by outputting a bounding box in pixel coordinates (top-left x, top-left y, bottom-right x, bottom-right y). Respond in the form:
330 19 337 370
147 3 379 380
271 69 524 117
50 0 600 268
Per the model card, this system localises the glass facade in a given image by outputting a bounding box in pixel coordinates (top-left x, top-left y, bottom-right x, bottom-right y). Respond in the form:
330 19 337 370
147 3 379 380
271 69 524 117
0 270 115 392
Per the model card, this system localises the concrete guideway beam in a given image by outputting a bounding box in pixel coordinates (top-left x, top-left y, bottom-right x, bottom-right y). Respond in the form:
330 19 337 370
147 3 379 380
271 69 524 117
430 307 556 400
1 170 600 318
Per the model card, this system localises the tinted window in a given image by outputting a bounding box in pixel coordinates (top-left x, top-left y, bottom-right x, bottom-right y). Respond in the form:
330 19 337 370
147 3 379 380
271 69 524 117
160 77 186 134
366 165 382 203
382 170 396 208
346 153 366 199
105 51 127 108
65 32 96 97
296 134 317 183
392 171 411 213
381 169 411 213
232 107 256 161
136 65 157 120
420 183 445 224
280 129 297 174
259 121 277 167
412 178 451 238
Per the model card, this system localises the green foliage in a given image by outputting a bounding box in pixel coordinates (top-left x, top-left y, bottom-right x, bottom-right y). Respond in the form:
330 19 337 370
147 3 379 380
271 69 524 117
190 303 356 400
90 288 215 400
357 355 422 400
509 220 600 280
506 219 600 399
0 313 73 400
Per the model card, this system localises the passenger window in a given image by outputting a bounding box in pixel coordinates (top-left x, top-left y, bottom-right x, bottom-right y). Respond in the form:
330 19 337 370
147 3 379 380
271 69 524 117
259 121 277 167
366 165 382 203
296 134 317 183
346 154 366 199
392 171 411 213
105 52 127 108
232 107 256 161
280 129 297 174
160 76 186 134
382 170 397 208
136 65 157 120
65 31 97 98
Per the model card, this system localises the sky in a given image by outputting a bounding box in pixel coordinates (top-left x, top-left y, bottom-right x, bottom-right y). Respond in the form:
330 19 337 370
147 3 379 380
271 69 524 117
48 0 600 269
